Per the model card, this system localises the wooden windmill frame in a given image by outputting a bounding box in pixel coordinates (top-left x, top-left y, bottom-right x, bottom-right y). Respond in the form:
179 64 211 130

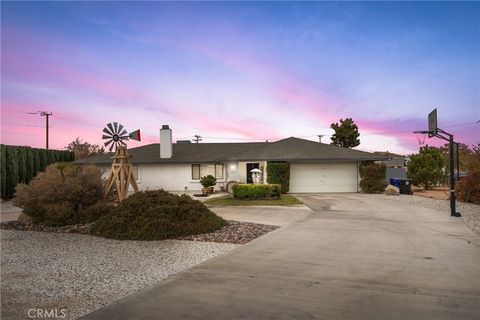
101 122 141 202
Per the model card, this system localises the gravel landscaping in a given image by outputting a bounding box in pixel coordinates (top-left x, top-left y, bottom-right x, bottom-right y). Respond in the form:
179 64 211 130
0 220 280 244
178 220 279 244
1 230 237 320
377 194 480 235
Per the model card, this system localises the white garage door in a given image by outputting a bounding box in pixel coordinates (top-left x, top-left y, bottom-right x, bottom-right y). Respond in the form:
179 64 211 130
290 162 358 193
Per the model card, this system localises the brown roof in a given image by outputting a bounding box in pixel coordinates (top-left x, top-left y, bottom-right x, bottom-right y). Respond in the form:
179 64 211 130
75 137 386 164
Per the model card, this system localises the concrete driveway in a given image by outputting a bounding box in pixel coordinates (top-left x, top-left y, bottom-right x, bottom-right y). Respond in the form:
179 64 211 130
82 193 480 320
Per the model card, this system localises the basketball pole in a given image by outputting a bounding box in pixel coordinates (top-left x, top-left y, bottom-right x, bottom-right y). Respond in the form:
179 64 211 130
414 128 461 217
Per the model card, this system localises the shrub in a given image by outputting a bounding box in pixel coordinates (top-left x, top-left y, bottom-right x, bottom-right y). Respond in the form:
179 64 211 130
359 162 386 193
232 184 281 199
407 146 445 189
266 162 290 193
91 189 227 240
456 172 480 204
13 164 104 226
200 175 217 188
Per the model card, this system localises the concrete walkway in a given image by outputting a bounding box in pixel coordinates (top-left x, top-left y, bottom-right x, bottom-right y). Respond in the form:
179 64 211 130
82 194 480 320
0 201 22 222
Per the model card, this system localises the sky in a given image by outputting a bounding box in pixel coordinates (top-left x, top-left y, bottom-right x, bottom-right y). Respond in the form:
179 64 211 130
1 1 479 154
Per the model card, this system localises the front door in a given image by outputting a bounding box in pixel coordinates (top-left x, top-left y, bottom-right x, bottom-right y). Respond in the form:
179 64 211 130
246 163 260 183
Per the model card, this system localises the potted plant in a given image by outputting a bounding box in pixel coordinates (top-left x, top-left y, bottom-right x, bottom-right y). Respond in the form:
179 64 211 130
200 175 217 195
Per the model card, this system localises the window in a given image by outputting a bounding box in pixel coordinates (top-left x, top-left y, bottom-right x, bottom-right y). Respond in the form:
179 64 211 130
192 164 200 180
215 164 223 179
192 163 223 180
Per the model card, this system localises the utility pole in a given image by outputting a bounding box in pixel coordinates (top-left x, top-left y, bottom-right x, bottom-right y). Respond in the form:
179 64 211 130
192 135 202 143
317 135 324 143
28 111 52 149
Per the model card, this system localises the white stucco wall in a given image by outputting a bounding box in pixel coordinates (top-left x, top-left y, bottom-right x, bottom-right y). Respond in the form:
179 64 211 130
101 163 230 192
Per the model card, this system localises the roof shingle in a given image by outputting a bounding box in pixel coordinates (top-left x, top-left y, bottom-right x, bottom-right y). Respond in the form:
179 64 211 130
74 137 386 164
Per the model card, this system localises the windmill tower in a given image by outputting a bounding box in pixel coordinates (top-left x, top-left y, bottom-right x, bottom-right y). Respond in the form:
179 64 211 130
102 122 141 201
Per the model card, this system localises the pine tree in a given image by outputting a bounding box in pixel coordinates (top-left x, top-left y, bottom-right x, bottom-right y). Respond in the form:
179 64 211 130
330 118 361 148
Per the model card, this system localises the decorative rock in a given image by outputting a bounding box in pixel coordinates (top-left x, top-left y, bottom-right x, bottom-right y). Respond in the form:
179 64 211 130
385 184 400 196
17 212 33 225
178 220 279 244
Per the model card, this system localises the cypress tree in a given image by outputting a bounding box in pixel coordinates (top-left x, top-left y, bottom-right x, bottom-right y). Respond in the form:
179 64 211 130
39 149 48 172
47 150 55 165
25 147 34 183
17 147 26 183
33 148 41 175
1 145 7 199
5 146 19 199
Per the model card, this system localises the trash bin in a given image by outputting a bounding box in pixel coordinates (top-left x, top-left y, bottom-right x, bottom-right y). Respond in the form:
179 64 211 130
389 178 412 195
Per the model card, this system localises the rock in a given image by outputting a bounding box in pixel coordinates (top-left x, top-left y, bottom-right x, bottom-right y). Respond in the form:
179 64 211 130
17 213 33 225
385 184 400 196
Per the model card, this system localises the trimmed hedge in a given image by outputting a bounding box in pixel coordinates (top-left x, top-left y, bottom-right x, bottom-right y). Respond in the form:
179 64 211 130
0 145 74 199
91 190 227 240
232 184 282 199
359 162 386 193
456 172 480 204
266 162 290 193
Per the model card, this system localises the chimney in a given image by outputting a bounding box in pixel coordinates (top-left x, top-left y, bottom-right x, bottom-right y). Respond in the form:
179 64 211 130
160 125 172 158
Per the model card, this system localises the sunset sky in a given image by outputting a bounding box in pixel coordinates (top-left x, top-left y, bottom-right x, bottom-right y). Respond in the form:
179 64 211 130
1 2 479 154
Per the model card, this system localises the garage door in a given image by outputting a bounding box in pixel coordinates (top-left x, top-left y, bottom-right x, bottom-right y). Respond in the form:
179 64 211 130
290 162 358 193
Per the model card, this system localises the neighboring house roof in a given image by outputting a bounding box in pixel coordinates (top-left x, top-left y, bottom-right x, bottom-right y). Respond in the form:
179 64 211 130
373 151 406 159
75 137 387 165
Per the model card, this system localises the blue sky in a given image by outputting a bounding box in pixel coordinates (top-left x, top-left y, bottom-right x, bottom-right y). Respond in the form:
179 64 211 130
1 1 479 153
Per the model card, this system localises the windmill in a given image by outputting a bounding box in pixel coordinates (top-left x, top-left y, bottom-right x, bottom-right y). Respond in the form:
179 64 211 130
102 122 141 201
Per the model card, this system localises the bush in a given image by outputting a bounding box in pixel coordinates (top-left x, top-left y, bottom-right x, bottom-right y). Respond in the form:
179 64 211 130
266 162 290 193
200 175 217 188
13 164 104 226
407 146 445 189
456 172 480 204
91 190 227 240
232 184 281 199
359 162 386 193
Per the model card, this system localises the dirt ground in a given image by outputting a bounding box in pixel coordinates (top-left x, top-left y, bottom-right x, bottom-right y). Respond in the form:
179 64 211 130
412 186 450 200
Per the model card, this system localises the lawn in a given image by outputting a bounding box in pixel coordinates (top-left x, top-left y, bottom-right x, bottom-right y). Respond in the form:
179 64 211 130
204 195 302 206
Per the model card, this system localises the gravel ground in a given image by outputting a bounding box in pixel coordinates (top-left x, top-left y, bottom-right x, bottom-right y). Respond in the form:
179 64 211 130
1 230 237 320
178 220 279 244
375 194 480 235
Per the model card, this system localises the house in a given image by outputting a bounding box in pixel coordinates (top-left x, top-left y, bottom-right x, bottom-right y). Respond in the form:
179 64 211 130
75 126 386 193
374 151 408 182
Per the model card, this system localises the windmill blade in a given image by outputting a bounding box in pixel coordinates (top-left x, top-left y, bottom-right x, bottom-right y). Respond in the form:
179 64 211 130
103 127 113 136
120 140 127 147
102 134 113 140
119 129 128 136
118 123 124 133
107 123 115 135
109 143 115 152
104 139 114 147
113 122 118 133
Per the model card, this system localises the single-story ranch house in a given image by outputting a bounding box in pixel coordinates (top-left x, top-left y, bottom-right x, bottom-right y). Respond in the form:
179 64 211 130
76 126 386 193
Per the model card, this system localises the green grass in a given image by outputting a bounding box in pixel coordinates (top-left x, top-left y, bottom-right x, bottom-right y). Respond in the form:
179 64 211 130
204 195 302 206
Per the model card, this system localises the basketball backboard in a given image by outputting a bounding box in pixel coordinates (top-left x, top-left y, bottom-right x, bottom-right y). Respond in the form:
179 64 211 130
428 108 437 137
